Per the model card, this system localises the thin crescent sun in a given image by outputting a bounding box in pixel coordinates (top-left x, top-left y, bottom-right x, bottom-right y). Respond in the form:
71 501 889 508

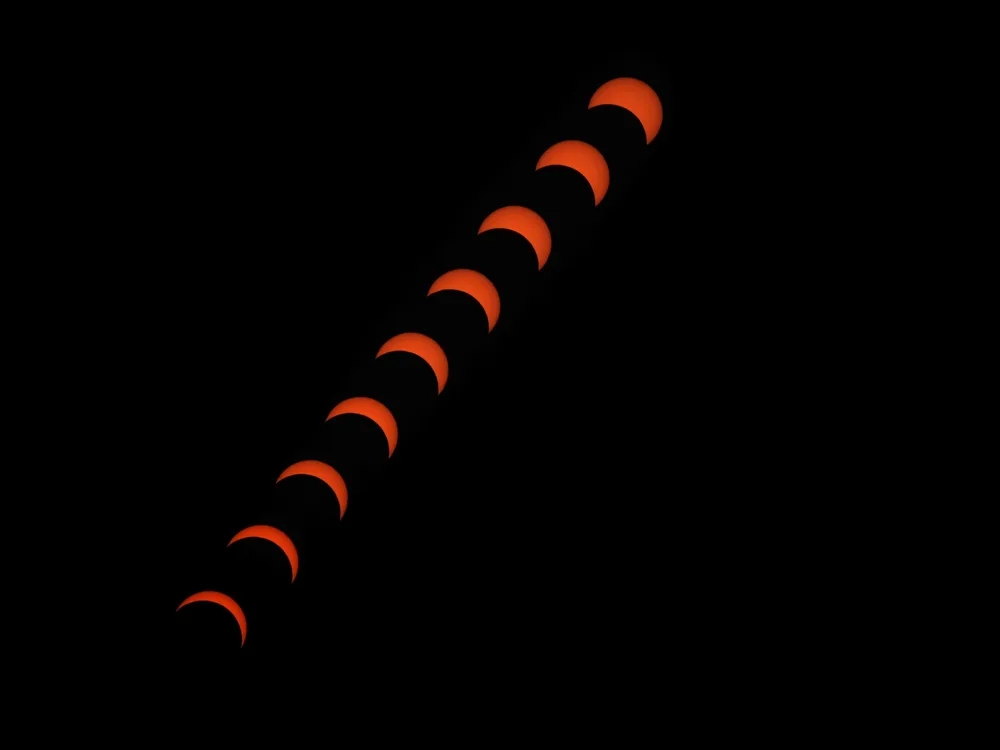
276 460 348 519
228 525 300 582
326 396 399 457
176 590 248 646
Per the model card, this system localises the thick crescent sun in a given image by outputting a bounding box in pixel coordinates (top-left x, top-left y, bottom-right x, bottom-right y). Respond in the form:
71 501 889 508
536 140 610 206
477 206 552 270
228 525 300 582
427 269 501 332
276 460 348 519
176 591 248 646
326 396 399 457
376 332 449 394
589 77 663 145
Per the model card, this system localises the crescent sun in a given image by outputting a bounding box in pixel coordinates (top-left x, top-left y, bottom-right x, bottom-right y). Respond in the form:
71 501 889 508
376 332 449 394
588 77 663 145
228 525 300 582
326 396 399 458
176 590 248 647
276 459 348 519
536 140 610 206
477 206 552 270
427 269 501 332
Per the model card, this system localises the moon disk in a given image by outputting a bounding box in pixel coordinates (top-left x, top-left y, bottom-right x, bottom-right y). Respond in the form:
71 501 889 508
478 206 552 270
376 332 449 394
589 77 663 145
327 396 399 457
427 269 501 333
228 525 300 583
176 591 248 647
277 460 348 519
536 140 610 206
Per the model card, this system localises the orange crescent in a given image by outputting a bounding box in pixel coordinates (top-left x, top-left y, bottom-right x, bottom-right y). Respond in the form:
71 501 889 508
427 269 501 333
326 397 399 457
277 459 348 519
588 77 663 145
478 206 552 270
376 332 449 394
536 140 610 206
176 591 248 647
228 525 300 583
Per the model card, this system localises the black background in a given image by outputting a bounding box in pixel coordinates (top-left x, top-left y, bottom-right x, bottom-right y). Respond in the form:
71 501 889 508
43 19 844 705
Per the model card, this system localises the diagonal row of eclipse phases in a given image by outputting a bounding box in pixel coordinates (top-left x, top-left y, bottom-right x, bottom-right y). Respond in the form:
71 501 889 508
176 76 664 648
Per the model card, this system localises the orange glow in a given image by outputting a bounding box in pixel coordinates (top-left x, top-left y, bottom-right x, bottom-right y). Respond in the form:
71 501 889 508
376 332 449 394
536 140 610 206
589 77 663 144
228 525 300 583
428 269 501 332
326 397 398 457
176 591 248 646
477 206 552 270
277 460 348 519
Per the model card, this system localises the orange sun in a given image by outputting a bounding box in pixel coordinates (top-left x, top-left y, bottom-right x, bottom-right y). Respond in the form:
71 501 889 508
376 332 449 394
589 77 663 144
536 140 610 206
176 591 248 646
428 269 501 332
326 397 399 457
228 525 300 582
277 460 348 519
478 206 552 270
